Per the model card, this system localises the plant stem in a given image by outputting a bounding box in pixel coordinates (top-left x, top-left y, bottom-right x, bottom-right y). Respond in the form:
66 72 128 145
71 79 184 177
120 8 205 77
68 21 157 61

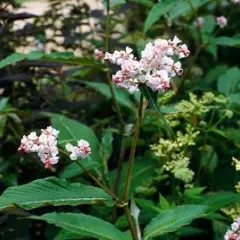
123 94 143 201
121 95 143 240
124 205 138 240
75 160 118 201
104 0 126 197
59 148 119 201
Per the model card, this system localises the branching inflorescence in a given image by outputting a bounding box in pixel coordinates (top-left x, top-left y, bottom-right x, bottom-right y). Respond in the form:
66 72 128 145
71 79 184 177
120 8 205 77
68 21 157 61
18 126 91 168
104 36 190 93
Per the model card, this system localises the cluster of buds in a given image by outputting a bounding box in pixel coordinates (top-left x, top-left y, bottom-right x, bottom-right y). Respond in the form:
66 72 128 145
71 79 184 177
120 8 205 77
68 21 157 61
224 218 240 240
65 140 91 160
104 36 190 93
217 16 228 28
18 127 91 168
18 126 59 168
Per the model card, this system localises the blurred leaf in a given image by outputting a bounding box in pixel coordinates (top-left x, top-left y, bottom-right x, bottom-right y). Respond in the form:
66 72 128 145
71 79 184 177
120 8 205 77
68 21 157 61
202 15 216 34
159 194 171 210
84 81 135 112
109 157 156 195
54 230 85 240
144 205 208 239
31 212 125 240
100 129 113 162
0 53 25 69
139 85 173 137
184 187 206 199
196 192 240 213
111 0 126 7
59 158 99 179
144 0 175 33
213 220 228 240
204 64 228 85
229 93 240 105
214 35 240 47
200 147 218 173
177 226 205 237
169 0 210 19
129 0 153 7
0 51 104 69
43 113 101 163
217 67 240 96
0 177 112 211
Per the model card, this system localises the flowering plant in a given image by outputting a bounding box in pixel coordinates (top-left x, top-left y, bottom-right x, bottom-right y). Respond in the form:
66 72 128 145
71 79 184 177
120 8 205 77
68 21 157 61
0 0 239 239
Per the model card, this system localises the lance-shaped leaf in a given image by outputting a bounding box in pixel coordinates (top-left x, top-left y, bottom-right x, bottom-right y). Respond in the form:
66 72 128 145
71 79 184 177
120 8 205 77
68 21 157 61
30 212 125 240
0 177 112 211
139 85 174 137
144 204 208 240
0 51 104 69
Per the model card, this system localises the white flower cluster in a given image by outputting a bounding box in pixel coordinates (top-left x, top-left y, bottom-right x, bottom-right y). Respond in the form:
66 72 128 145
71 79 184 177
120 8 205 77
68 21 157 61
217 16 228 28
224 218 240 240
19 127 92 167
104 36 190 93
65 140 91 160
18 126 59 168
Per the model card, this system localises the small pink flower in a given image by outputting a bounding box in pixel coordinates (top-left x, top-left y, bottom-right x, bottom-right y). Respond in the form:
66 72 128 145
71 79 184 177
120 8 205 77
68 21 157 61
94 49 104 59
194 17 205 27
217 16 228 28
65 139 91 160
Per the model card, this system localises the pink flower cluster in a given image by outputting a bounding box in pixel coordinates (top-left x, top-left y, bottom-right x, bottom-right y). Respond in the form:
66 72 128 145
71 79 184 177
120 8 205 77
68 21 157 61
104 36 190 93
217 16 228 28
224 218 240 240
65 140 91 160
18 126 59 168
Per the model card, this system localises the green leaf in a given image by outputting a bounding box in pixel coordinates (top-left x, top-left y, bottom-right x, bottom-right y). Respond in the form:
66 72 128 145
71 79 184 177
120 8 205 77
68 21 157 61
59 158 99 179
184 187 206 199
129 0 153 7
0 51 104 69
0 177 112 211
204 64 228 85
31 212 125 240
214 35 240 47
200 147 218 173
159 194 171 210
111 0 126 7
139 85 174 137
217 67 240 96
196 192 240 214
169 0 210 19
54 230 85 240
229 93 240 105
84 81 135 112
144 1 175 33
0 53 25 69
100 129 113 162
43 113 101 163
144 205 208 239
202 15 216 34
